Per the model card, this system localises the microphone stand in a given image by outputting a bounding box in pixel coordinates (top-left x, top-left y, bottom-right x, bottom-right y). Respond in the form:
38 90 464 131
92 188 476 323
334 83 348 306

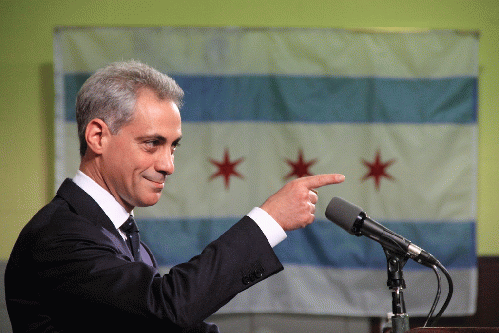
383 247 411 333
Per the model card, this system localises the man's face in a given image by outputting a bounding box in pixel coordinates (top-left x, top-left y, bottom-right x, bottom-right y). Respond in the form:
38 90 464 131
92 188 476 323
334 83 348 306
100 88 182 212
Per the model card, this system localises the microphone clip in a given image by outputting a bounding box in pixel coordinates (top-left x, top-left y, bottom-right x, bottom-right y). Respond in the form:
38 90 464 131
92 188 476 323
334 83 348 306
351 211 366 236
383 246 411 332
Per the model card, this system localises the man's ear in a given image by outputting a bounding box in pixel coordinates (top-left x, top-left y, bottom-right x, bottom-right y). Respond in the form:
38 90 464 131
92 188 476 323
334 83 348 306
85 118 111 155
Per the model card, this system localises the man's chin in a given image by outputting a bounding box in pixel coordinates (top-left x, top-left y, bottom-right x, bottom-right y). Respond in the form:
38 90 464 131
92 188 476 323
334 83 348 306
135 193 162 208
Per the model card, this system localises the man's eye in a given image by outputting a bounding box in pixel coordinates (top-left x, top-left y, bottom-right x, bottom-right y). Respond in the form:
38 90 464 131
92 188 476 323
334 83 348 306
144 140 158 149
172 142 181 152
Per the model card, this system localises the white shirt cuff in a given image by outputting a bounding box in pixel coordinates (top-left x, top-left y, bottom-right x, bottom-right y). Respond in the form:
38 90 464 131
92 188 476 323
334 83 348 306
247 207 287 248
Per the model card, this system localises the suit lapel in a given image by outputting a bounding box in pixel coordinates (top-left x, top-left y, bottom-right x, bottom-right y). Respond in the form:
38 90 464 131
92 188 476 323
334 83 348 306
56 178 133 259
57 178 158 266
140 242 158 268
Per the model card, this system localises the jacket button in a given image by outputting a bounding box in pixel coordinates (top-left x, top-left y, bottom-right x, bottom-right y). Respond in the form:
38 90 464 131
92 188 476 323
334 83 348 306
242 276 251 285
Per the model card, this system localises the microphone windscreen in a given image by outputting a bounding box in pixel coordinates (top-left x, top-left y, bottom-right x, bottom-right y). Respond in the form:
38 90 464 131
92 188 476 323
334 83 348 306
325 197 363 235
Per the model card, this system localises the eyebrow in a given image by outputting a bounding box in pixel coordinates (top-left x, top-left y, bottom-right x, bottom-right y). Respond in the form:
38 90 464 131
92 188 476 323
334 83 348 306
136 135 166 143
171 136 182 147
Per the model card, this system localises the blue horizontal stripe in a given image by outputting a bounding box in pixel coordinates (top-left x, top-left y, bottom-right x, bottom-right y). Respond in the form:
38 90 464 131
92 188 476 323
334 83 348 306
137 218 476 270
64 74 477 124
64 73 88 120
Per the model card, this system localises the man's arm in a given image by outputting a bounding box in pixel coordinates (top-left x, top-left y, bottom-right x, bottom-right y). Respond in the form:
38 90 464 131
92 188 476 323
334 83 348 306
31 211 282 331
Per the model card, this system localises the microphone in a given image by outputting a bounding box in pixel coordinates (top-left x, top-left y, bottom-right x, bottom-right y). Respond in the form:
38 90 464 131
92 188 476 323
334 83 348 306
325 197 438 267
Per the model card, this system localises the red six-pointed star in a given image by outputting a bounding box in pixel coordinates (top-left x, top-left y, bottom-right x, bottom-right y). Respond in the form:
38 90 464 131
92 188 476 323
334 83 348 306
361 150 395 191
284 149 317 179
209 149 244 189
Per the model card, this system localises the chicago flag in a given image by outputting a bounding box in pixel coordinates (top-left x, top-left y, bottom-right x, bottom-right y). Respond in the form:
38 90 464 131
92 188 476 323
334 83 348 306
55 27 478 317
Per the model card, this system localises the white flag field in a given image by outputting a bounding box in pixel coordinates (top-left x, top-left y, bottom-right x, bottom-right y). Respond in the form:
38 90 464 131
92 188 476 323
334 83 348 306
54 27 478 317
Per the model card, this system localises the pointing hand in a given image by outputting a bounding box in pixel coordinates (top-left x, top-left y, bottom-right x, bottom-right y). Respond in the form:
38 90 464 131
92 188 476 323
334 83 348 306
260 174 345 231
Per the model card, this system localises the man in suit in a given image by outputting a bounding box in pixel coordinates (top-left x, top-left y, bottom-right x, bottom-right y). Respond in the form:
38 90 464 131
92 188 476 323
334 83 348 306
5 60 345 332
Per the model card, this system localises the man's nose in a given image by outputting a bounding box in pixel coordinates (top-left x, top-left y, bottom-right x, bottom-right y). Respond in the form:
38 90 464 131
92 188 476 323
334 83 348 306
156 149 175 175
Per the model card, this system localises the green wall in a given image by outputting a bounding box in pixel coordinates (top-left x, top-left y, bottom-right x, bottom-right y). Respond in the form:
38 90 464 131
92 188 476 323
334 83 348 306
1 0 498 259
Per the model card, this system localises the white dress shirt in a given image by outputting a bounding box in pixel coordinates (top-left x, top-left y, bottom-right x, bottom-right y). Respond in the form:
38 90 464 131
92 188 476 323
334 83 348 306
72 170 287 247
73 171 131 240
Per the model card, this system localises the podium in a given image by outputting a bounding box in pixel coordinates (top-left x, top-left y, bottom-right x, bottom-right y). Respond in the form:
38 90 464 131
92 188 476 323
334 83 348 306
408 328 499 333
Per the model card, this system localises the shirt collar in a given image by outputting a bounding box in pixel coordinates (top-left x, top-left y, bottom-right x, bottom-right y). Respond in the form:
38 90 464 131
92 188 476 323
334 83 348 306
72 170 132 229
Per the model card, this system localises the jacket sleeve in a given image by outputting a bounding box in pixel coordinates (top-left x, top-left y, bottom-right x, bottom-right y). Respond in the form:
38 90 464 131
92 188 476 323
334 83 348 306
29 210 283 331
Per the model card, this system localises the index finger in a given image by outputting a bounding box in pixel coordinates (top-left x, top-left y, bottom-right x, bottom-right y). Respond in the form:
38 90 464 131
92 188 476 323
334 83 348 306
301 174 345 190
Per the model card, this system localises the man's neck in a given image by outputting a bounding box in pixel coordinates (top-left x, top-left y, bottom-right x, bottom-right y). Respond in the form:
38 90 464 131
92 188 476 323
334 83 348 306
73 170 132 229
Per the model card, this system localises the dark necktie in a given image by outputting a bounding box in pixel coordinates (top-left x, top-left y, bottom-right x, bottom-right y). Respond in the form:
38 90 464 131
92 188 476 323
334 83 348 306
120 215 141 261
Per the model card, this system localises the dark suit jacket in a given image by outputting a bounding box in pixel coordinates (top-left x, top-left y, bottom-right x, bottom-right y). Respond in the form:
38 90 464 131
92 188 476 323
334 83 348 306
5 179 284 332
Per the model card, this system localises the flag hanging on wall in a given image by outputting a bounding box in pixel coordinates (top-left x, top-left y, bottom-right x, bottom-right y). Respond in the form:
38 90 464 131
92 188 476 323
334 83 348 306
54 27 478 317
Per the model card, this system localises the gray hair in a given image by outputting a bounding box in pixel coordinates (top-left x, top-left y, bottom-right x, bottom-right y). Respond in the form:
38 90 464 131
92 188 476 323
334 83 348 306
76 60 184 157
